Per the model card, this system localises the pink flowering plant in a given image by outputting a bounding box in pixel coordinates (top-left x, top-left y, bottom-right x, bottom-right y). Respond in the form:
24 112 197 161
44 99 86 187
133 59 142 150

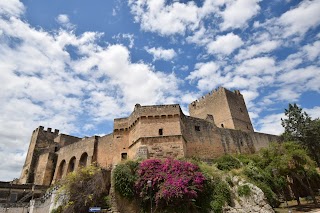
135 158 206 211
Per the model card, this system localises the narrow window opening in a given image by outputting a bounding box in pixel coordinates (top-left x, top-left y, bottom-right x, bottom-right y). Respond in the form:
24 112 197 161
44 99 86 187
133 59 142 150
247 125 249 130
240 141 243 146
195 126 200 131
240 108 243 113
159 128 163 135
221 124 224 128
121 153 127 160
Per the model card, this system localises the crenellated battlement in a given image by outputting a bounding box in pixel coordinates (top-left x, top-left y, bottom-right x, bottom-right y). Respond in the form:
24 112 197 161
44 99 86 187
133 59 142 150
188 87 253 132
34 126 59 135
114 104 181 132
190 87 243 108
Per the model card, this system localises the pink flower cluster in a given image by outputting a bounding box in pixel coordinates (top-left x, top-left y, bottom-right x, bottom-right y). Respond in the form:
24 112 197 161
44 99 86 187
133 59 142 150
135 158 206 206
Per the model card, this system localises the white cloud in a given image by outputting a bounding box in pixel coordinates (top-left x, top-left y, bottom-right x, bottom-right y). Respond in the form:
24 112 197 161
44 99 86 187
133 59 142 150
278 0 320 37
0 4 182 180
236 57 276 76
256 113 284 135
220 0 261 30
277 65 319 86
113 33 135 48
187 62 232 92
306 106 320 119
236 40 279 60
207 33 243 55
0 0 24 17
145 46 177 61
128 0 200 35
56 14 75 29
303 40 320 61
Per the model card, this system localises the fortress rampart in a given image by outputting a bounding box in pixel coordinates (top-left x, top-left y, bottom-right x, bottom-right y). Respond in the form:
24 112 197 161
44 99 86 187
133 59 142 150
17 87 280 186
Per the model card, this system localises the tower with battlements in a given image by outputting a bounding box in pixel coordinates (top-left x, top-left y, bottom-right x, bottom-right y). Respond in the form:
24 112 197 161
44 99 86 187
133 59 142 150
189 87 254 132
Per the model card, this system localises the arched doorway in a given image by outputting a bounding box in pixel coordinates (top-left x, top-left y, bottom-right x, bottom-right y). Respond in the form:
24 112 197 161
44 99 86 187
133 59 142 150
56 160 66 180
79 152 88 168
67 157 76 173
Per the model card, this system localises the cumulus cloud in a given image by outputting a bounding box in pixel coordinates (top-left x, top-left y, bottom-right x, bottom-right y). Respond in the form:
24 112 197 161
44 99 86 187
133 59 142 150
0 3 182 180
256 113 284 135
145 46 177 61
0 0 25 17
278 0 320 37
236 40 279 60
219 0 261 30
128 0 200 35
206 33 243 55
236 57 276 76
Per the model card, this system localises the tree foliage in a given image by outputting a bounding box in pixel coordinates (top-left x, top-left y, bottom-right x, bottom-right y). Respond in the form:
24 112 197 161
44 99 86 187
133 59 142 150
281 103 320 166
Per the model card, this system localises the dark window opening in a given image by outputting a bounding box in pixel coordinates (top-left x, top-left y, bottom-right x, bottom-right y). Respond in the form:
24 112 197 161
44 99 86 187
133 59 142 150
54 146 58 152
240 108 243 113
195 126 200 131
121 153 127 160
221 124 224 128
247 125 249 130
240 141 243 146
159 128 163 135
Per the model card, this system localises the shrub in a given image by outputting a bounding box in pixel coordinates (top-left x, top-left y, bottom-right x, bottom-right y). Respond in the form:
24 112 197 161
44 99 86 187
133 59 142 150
113 161 138 199
216 155 241 171
135 158 206 212
238 185 251 197
55 165 111 213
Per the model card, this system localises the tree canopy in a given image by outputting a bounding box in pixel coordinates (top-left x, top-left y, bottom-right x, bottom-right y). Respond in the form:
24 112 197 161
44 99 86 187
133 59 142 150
281 103 320 166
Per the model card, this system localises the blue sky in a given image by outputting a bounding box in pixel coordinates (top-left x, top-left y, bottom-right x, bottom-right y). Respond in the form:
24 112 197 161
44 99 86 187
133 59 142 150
0 0 319 181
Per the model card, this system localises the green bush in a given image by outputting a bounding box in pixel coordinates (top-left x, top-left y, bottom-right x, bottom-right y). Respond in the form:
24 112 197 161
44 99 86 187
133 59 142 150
51 206 63 213
113 161 138 199
238 185 251 197
216 155 241 171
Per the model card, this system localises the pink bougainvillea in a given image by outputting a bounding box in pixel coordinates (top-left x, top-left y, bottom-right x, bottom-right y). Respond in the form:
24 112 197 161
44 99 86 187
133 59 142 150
135 158 206 207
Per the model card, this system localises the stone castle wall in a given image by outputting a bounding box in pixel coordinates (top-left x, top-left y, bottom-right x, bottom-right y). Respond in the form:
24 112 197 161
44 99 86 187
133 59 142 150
17 87 280 187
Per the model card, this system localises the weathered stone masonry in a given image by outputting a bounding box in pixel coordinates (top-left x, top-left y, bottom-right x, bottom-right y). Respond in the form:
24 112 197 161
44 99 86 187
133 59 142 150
18 87 280 186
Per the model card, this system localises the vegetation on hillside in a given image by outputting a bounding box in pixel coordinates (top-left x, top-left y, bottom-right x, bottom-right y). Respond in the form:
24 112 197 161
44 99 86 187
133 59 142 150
52 165 111 213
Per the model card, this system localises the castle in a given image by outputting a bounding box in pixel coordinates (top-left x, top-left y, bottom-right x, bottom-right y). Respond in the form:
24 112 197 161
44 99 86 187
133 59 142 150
18 87 279 186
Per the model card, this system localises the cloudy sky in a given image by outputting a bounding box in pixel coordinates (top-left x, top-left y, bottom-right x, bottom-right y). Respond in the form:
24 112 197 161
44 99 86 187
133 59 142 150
0 0 320 181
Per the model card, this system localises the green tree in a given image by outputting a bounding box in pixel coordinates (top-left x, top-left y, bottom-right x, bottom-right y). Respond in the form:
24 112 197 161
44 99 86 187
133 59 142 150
262 142 318 205
281 103 311 141
303 119 320 166
281 103 320 166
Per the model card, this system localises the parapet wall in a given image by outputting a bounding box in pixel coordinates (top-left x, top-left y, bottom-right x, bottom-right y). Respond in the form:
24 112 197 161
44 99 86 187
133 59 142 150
114 104 181 131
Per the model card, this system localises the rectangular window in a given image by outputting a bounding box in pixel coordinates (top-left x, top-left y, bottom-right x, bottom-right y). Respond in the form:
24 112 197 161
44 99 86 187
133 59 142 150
159 128 163 135
195 126 200 131
121 153 127 160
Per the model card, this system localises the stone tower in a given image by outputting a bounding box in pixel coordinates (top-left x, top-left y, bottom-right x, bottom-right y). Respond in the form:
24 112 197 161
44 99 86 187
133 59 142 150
189 87 254 132
19 126 59 184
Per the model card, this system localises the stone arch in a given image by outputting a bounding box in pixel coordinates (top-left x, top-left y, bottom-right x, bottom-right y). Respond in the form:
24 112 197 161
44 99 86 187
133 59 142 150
67 157 76 173
56 160 66 180
79 152 88 168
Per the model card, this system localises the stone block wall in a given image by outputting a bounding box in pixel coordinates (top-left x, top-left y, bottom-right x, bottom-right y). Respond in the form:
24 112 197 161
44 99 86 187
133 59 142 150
34 152 57 186
19 127 59 184
189 87 253 132
52 136 97 183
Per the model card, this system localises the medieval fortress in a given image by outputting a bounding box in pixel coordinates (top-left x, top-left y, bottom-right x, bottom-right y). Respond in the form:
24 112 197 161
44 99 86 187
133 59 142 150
18 87 279 186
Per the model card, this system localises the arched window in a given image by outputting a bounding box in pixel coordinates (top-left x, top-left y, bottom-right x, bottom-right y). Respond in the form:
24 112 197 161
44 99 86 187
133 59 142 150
79 152 88 168
56 160 66 180
67 157 76 173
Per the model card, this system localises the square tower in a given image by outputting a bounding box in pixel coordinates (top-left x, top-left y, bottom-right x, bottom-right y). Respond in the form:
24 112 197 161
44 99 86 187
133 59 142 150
188 87 254 132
